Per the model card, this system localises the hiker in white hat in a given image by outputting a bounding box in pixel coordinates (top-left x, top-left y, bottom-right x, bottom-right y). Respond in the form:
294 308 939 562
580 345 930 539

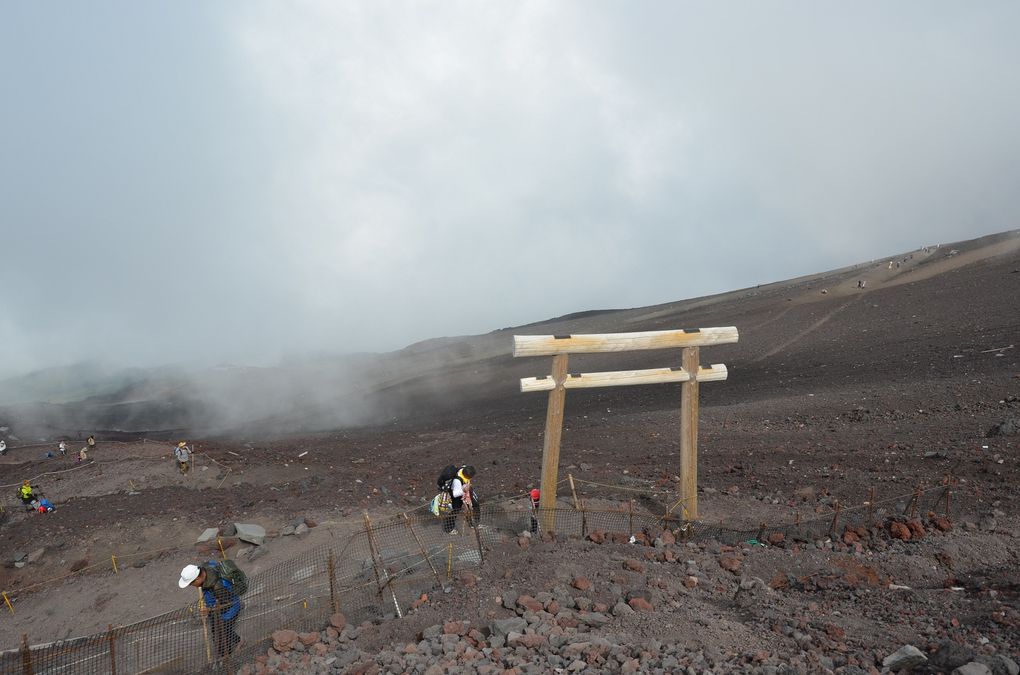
179 561 245 659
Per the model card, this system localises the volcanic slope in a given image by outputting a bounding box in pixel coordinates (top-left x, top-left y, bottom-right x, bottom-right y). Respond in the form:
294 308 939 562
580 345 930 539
0 229 1017 654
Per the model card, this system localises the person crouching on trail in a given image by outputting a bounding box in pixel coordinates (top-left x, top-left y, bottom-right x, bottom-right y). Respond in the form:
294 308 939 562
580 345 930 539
180 562 243 659
440 465 477 535
175 441 192 474
18 480 37 511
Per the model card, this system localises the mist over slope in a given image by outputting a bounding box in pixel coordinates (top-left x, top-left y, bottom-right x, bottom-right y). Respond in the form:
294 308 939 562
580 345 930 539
1 229 1017 442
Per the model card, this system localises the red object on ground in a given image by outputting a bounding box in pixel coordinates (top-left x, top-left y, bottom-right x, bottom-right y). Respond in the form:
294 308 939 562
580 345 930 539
530 489 541 500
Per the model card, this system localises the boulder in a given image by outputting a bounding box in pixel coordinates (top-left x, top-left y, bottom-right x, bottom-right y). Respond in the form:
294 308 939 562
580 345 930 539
294 523 309 537
718 556 742 574
931 641 976 671
234 523 266 546
890 522 912 540
196 528 219 544
987 417 1020 437
953 664 992 675
490 617 527 637
883 645 927 672
27 548 45 564
628 597 653 612
272 629 299 652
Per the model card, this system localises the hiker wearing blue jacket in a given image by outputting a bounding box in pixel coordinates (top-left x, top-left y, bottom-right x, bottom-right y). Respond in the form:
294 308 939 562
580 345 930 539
180 562 243 658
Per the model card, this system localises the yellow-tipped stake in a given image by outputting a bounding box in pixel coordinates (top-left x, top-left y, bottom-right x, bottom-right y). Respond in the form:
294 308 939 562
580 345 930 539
2 592 14 614
111 555 118 574
446 543 453 580
218 538 226 560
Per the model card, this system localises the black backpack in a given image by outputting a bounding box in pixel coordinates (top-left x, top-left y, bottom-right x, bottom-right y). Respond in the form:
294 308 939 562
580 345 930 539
437 464 460 490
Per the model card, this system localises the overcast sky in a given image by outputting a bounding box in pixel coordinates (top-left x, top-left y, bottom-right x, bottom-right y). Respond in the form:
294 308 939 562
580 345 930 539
2 2 1018 377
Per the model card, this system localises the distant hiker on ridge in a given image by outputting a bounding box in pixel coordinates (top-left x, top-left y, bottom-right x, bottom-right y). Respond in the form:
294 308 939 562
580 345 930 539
87 435 96 450
437 464 478 535
58 440 66 456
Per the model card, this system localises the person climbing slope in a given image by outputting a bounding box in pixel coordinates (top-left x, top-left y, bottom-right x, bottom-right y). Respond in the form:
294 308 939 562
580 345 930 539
437 464 478 535
179 560 246 659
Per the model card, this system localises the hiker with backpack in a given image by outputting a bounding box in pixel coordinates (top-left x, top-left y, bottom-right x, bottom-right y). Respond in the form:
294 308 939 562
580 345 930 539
437 464 478 535
174 441 192 475
179 560 247 659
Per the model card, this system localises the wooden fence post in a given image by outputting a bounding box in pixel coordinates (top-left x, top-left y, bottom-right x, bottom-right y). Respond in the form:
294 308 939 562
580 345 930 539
107 624 117 675
830 501 841 537
363 513 384 601
327 552 339 614
20 634 33 675
539 354 569 534
944 476 952 518
471 520 485 564
198 590 212 665
403 514 442 589
568 474 584 537
679 346 701 520
868 487 876 527
627 499 634 537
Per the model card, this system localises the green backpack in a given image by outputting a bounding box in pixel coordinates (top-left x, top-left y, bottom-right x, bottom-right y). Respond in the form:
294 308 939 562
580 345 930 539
210 559 249 596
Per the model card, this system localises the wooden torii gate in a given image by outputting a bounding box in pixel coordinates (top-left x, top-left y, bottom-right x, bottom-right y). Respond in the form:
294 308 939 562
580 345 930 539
514 327 739 530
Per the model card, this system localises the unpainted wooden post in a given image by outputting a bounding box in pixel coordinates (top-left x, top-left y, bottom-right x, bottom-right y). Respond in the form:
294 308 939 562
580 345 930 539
830 501 841 537
539 353 569 534
627 499 634 536
868 487 876 527
20 634 33 675
403 513 442 589
679 346 700 520
944 476 952 518
363 513 384 600
198 589 213 665
327 552 339 614
568 474 583 537
107 624 117 675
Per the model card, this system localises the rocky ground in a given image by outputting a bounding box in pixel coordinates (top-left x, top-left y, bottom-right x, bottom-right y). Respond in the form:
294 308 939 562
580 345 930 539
248 509 1019 674
0 231 1018 672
